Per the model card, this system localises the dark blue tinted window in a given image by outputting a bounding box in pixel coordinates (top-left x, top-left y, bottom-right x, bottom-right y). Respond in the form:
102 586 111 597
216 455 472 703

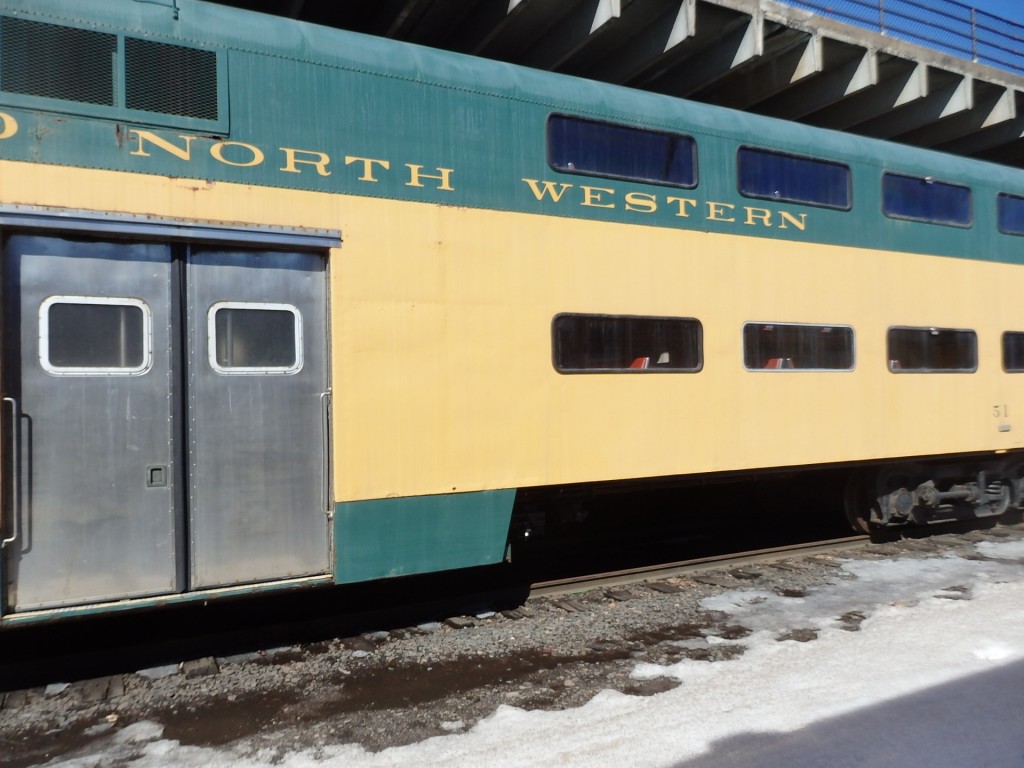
737 148 851 210
998 194 1024 235
548 115 696 188
882 174 971 227
553 314 702 373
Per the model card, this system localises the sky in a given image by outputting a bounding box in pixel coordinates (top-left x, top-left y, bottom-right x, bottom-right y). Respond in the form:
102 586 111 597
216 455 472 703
36 539 1024 768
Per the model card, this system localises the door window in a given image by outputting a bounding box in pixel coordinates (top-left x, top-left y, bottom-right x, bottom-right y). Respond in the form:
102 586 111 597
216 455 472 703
39 296 151 375
208 301 302 374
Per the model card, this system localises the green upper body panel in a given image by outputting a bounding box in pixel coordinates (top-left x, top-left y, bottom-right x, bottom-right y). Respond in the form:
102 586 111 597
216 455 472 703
0 0 1022 262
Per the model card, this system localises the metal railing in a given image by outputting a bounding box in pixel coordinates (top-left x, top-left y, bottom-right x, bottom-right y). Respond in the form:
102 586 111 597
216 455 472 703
778 0 1024 77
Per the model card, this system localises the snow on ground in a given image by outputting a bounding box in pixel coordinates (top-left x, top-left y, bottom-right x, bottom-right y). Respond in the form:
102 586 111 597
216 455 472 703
43 542 1024 768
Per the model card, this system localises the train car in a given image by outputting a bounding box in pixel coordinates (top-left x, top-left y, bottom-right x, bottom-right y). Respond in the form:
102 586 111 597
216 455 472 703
2 0 1024 627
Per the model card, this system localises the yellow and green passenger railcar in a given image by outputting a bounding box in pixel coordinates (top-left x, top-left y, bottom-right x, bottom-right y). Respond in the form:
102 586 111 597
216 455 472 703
2 0 1024 625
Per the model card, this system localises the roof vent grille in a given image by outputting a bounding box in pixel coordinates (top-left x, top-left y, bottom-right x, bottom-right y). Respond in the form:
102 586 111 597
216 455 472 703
125 38 218 120
0 17 116 107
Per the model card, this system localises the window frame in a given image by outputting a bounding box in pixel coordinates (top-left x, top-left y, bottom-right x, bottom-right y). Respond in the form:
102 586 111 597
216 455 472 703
741 321 856 372
886 326 978 373
552 312 704 374
736 146 853 211
546 113 698 190
1002 331 1024 372
207 301 304 376
39 295 153 376
997 192 1024 236
881 172 973 228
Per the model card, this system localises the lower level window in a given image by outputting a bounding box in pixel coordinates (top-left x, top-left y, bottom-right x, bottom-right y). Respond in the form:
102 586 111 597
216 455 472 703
1003 332 1024 372
887 327 977 372
743 322 854 370
553 314 702 373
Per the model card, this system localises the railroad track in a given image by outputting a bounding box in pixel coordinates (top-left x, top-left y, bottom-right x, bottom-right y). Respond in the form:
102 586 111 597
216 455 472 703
529 534 871 597
9 521 1015 691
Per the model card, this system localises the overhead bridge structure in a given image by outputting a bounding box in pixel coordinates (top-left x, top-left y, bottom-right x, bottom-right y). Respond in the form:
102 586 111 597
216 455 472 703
215 0 1024 167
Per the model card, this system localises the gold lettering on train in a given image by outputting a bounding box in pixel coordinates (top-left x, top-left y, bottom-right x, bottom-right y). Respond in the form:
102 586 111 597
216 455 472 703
127 128 457 191
744 207 773 227
581 186 615 209
778 211 808 231
522 179 574 202
624 192 658 214
280 147 332 176
405 164 454 191
210 141 265 167
520 178 810 231
666 197 698 217
345 156 390 182
119 127 810 232
706 202 736 222
130 130 195 161
0 111 19 140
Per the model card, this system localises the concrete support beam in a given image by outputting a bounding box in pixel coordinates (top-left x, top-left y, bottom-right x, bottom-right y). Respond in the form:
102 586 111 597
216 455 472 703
450 0 531 53
582 0 698 84
382 0 434 38
644 10 764 96
249 0 1024 168
975 138 1024 165
758 44 878 119
470 0 577 59
897 82 1016 147
518 0 621 70
698 30 822 108
938 94 1024 156
284 0 306 18
809 59 927 129
853 71 972 139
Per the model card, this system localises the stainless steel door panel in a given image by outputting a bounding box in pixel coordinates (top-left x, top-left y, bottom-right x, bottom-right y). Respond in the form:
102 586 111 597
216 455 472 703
4 236 176 610
187 249 328 588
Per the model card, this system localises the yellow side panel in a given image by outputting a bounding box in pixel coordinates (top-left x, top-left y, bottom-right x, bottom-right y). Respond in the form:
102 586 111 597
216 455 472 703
335 199 1024 501
5 162 1024 503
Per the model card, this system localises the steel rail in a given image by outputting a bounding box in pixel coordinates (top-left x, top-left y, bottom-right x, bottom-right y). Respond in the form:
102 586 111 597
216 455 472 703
529 535 871 597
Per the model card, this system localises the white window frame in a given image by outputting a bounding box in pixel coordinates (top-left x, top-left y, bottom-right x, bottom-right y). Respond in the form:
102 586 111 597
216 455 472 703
207 301 303 375
39 295 153 376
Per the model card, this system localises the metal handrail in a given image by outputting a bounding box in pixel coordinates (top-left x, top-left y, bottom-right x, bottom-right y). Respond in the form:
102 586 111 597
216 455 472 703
777 0 1024 78
2 397 19 550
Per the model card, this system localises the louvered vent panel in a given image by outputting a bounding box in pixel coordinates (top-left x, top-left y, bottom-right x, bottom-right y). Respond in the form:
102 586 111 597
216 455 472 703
0 17 116 105
125 38 218 120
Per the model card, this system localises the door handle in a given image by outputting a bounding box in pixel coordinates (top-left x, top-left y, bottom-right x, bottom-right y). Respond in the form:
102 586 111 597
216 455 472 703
3 396 20 549
321 390 331 515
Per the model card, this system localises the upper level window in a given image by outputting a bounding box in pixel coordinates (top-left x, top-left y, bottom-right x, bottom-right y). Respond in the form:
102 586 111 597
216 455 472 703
553 313 702 373
548 115 697 188
737 148 851 210
1003 332 1024 372
743 322 855 370
997 193 1024 236
882 173 971 227
887 327 977 372
40 296 151 376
